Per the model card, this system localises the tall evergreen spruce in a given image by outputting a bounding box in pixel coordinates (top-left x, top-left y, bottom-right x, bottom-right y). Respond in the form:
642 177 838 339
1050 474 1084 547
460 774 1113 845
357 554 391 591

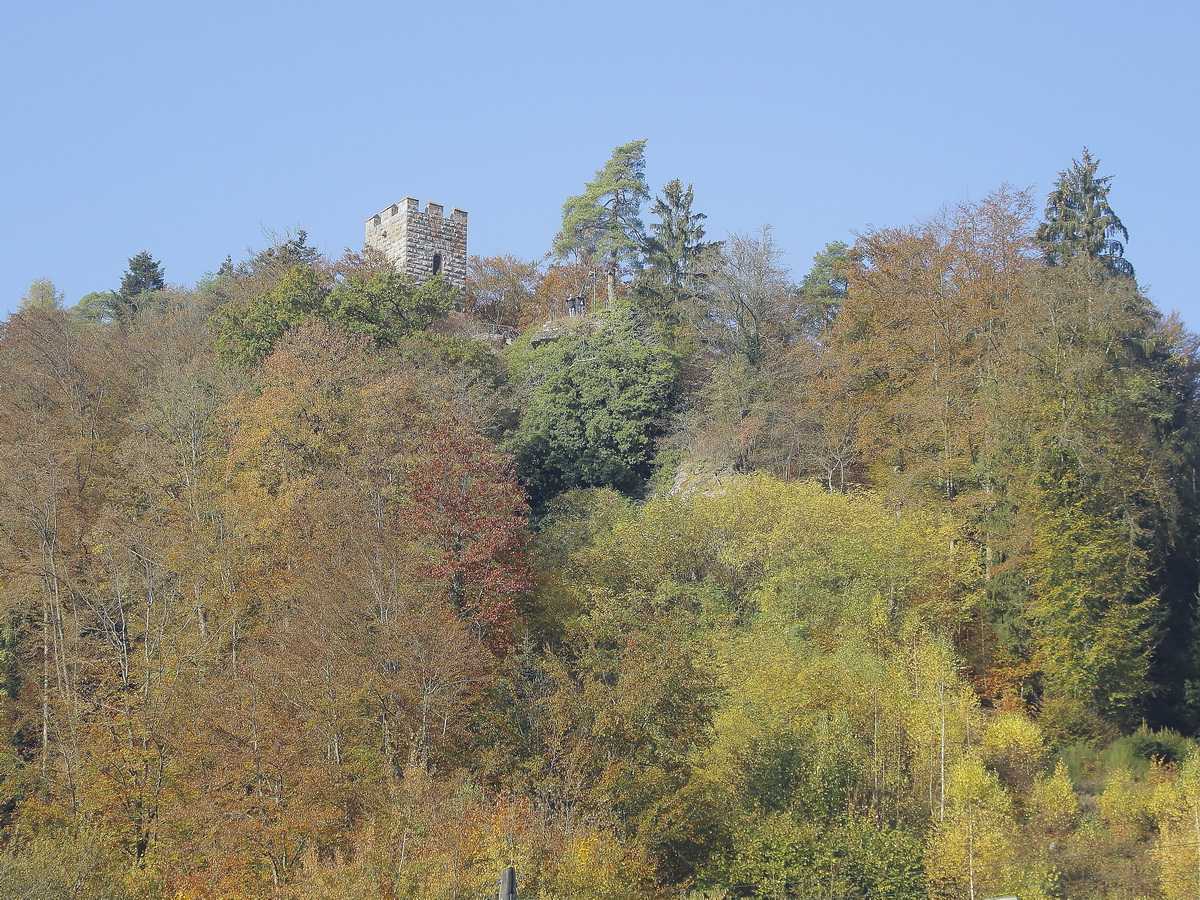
636 179 720 332
111 250 166 316
555 140 650 307
644 179 717 294
1037 148 1134 278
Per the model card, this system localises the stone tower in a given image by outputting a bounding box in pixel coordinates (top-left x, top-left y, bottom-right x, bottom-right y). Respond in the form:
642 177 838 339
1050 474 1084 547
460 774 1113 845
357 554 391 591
365 198 468 293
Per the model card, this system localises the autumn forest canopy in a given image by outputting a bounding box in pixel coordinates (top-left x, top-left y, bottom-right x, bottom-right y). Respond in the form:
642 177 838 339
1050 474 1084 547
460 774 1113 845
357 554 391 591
6 144 1200 899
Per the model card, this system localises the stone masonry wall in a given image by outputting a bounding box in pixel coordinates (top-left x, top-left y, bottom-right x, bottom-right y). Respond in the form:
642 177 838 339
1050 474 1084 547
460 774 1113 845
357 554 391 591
365 197 468 294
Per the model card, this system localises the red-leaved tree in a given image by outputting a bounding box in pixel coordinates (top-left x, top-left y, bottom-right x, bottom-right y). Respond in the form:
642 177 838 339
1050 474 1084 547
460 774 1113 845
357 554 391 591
403 420 531 649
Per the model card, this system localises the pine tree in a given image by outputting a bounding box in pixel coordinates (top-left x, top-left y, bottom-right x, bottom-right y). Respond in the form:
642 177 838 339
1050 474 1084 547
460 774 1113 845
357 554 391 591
797 240 853 337
555 140 650 307
1037 148 1134 278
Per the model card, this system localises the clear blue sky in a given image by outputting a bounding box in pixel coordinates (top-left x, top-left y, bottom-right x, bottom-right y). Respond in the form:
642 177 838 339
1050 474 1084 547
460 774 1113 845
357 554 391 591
3 0 1197 327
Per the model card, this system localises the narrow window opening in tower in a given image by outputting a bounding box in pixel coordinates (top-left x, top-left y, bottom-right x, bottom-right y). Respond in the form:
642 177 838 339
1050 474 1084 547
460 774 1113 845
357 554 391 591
432 253 443 276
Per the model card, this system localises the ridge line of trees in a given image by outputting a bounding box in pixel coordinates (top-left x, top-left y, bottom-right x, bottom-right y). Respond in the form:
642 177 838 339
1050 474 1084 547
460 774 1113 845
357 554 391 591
1 144 1196 899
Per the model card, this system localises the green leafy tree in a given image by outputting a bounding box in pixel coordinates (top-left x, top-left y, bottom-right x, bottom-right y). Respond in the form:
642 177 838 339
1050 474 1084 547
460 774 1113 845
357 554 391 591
1037 148 1134 278
211 264 329 366
506 307 679 506
200 231 325 325
71 292 110 322
324 271 456 344
555 140 650 307
213 256 458 368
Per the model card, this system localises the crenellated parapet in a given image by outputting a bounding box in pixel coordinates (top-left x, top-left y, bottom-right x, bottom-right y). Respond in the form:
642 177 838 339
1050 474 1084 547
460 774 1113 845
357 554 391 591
365 197 468 293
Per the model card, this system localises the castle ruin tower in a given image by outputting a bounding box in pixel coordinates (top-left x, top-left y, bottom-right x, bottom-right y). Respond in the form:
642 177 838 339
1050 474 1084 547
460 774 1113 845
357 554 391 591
365 198 468 293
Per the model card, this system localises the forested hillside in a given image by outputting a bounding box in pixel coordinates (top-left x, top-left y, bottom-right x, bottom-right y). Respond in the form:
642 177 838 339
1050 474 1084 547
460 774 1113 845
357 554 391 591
3 146 1200 899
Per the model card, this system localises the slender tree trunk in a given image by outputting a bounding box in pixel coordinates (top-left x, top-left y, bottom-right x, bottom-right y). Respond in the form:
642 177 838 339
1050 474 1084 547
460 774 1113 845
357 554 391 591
940 678 947 821
41 598 49 774
1191 797 1200 900
967 807 976 900
872 688 880 803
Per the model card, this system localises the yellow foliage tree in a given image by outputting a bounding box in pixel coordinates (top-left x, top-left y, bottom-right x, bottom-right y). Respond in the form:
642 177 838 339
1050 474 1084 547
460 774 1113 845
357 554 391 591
926 755 1052 900
1153 753 1200 899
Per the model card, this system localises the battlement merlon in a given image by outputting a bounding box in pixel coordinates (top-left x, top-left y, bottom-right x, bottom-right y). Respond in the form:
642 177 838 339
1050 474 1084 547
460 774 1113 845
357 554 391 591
365 198 468 228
